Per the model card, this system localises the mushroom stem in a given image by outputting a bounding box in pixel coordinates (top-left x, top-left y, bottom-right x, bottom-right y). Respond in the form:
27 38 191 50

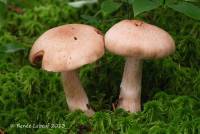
117 57 142 112
61 71 94 116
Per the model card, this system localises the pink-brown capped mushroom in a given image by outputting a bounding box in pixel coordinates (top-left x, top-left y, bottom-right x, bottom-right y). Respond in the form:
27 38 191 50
29 24 105 116
105 20 175 112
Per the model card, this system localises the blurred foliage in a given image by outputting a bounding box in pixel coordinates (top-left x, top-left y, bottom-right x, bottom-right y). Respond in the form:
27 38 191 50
0 0 200 133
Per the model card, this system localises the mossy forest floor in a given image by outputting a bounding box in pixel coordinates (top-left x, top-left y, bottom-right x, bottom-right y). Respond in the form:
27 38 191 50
0 0 200 134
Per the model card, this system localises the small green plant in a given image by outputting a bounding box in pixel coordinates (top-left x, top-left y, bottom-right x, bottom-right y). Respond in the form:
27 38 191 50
100 0 200 20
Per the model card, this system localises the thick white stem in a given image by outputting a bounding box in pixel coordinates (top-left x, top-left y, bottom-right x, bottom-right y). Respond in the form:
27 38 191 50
117 57 142 112
61 71 94 116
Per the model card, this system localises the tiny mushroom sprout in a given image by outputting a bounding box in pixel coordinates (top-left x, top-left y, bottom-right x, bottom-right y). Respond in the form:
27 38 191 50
105 20 175 112
29 24 105 116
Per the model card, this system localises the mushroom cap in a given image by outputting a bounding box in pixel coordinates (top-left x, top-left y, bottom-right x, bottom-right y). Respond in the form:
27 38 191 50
29 24 104 72
105 20 175 59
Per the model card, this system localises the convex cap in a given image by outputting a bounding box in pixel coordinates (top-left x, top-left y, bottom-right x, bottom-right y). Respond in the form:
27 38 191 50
29 24 105 72
105 20 175 59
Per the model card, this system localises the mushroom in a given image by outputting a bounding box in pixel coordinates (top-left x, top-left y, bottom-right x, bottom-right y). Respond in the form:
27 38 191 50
29 24 105 116
105 20 175 112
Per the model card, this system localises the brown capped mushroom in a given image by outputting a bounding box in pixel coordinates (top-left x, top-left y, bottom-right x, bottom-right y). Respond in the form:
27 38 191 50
29 24 104 116
105 20 175 112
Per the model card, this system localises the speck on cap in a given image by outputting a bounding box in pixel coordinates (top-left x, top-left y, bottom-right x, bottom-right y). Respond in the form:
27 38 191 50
29 24 104 72
105 20 175 59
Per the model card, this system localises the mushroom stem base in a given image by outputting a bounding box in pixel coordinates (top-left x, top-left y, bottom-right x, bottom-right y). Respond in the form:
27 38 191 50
61 71 94 116
117 57 142 112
